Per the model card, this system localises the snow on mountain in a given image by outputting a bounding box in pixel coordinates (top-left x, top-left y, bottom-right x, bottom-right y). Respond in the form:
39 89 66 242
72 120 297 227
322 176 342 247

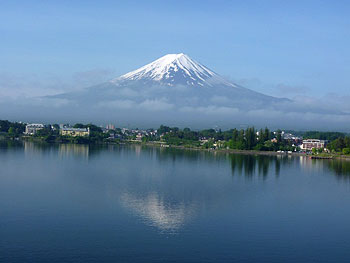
111 53 234 88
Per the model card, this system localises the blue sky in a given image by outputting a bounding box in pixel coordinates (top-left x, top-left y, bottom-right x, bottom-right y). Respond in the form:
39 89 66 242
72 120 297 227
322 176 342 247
1 0 350 98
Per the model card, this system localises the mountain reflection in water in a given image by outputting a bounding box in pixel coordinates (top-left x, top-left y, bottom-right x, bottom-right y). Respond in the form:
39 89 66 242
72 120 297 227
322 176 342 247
2 141 350 235
120 192 195 233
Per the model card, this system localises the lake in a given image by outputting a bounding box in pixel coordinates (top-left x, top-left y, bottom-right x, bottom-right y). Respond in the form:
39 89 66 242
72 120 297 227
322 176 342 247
1 141 350 262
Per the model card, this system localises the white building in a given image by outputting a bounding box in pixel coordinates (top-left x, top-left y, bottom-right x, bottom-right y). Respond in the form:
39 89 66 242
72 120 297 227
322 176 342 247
300 139 327 151
136 133 143 141
60 127 90 137
25 124 45 135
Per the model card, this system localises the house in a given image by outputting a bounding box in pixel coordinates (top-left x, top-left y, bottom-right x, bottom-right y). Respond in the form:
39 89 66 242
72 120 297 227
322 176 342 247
136 133 143 141
271 138 278 143
200 138 209 145
300 139 327 151
60 127 90 137
25 123 44 135
283 133 303 146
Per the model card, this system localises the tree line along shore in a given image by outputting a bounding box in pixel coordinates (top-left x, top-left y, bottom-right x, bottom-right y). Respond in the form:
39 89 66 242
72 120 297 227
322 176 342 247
1 120 350 157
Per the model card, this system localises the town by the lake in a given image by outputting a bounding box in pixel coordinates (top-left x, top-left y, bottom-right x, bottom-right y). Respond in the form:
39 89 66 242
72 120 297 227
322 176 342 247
1 119 349 158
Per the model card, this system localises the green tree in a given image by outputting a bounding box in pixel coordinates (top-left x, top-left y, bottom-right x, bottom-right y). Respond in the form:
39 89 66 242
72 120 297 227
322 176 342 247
8 127 15 138
264 127 271 141
73 123 85 128
232 129 238 141
245 127 257 150
158 125 170 135
342 148 350 155
276 129 283 144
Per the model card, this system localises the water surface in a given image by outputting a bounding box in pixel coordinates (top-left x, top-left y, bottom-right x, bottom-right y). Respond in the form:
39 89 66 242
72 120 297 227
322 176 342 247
1 141 350 262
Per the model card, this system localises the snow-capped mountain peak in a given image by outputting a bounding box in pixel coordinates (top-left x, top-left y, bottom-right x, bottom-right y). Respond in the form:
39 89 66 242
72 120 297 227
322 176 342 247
51 53 291 113
111 53 223 87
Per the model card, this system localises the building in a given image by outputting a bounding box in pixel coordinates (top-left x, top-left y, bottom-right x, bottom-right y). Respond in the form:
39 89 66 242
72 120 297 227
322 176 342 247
136 133 143 141
301 139 327 151
60 127 90 137
106 124 115 130
283 133 303 146
25 123 44 135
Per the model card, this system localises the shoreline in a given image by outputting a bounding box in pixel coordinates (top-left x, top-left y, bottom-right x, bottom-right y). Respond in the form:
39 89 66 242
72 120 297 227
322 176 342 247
141 142 350 160
142 142 308 156
128 141 350 160
3 137 350 160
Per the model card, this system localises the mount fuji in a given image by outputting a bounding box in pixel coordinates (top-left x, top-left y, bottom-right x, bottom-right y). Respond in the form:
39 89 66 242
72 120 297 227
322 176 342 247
52 53 290 111
2 52 347 129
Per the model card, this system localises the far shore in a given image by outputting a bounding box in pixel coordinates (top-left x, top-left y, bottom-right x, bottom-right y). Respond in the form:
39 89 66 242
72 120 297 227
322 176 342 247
142 142 350 160
142 141 304 156
2 137 350 160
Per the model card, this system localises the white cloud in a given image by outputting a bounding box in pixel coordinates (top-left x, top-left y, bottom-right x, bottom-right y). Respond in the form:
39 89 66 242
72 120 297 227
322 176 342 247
180 105 239 115
97 99 136 109
139 99 174 111
118 88 139 97
210 95 231 104
96 98 174 111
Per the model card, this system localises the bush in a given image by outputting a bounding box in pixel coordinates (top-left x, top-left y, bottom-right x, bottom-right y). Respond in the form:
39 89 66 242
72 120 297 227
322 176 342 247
342 148 350 155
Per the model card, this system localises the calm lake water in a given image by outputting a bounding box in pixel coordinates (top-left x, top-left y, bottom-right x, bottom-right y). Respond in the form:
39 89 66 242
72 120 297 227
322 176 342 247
1 141 350 262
